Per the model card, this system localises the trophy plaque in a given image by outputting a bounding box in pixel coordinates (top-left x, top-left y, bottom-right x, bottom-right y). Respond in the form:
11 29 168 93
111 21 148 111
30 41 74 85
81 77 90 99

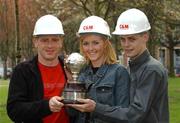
62 52 86 104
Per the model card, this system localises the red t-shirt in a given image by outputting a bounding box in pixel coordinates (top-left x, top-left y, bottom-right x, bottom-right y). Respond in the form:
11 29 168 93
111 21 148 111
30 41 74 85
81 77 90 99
38 62 69 123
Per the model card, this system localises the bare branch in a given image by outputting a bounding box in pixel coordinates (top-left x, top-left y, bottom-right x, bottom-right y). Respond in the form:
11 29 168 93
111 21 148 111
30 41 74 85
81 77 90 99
69 0 83 8
161 42 169 49
104 0 111 20
80 0 92 16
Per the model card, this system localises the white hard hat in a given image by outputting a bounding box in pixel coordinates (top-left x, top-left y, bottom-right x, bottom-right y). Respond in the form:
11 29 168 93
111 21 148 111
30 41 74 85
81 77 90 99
33 14 64 36
112 8 151 35
77 16 111 37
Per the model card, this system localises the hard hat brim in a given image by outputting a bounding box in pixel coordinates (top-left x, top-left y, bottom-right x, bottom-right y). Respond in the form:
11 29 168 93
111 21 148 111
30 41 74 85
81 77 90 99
112 28 151 36
77 32 111 38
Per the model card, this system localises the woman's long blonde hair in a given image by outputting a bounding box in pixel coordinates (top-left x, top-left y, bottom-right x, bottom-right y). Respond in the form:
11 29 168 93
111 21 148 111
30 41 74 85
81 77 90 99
79 33 117 65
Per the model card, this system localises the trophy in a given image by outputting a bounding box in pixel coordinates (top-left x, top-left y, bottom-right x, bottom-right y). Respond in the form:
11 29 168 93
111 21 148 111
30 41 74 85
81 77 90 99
62 52 86 104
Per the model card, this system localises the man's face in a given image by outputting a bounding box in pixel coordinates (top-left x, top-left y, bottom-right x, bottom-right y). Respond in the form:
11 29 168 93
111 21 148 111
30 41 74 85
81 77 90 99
33 35 63 64
119 33 148 60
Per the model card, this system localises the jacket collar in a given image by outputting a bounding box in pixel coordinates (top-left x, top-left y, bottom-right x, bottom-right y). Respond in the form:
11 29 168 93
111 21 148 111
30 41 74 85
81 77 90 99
129 49 150 71
30 55 40 75
29 55 66 78
86 64 109 78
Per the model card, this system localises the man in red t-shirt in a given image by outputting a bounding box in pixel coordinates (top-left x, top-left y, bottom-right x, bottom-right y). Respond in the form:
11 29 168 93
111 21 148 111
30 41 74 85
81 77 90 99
7 15 69 123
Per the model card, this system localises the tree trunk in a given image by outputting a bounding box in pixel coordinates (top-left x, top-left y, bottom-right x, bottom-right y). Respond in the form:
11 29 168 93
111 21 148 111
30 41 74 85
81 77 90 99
14 0 21 64
169 46 175 76
3 59 8 79
166 24 175 77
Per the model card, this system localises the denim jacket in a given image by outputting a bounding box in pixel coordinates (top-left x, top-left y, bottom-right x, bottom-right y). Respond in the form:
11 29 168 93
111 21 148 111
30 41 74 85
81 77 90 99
69 63 130 123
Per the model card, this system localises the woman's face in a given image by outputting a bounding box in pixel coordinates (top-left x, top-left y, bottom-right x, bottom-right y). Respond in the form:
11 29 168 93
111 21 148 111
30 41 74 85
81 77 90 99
81 34 107 67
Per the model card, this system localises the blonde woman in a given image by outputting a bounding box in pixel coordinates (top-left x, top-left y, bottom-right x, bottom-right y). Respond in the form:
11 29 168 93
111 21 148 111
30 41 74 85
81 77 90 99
67 16 130 123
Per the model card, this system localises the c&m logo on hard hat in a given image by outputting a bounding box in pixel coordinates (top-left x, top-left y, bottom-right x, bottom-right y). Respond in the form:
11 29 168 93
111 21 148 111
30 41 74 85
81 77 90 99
119 24 129 30
83 25 94 30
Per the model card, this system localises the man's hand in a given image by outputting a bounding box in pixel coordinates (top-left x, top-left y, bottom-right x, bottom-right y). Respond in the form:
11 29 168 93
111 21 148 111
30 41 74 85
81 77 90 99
49 96 64 112
66 99 96 112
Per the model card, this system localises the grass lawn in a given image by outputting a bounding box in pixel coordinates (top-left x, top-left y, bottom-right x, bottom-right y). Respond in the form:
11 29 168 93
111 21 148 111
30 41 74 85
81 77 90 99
169 77 180 123
0 79 11 123
0 77 180 123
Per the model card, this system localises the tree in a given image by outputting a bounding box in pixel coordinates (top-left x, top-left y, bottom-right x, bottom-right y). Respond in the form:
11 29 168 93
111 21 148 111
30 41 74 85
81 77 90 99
14 0 21 64
18 0 44 60
0 0 13 79
0 0 179 76
157 0 180 76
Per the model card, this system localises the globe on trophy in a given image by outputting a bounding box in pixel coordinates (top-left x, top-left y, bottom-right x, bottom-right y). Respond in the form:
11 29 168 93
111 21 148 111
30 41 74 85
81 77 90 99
61 52 86 104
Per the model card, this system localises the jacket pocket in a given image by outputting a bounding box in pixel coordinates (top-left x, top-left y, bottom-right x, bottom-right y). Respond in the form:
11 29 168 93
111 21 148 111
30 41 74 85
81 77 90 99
96 84 113 105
